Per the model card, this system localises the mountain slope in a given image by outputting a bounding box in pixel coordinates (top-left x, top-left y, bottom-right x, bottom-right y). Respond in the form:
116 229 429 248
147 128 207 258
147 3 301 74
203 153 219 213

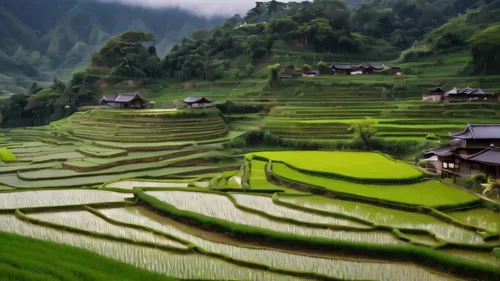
0 0 223 94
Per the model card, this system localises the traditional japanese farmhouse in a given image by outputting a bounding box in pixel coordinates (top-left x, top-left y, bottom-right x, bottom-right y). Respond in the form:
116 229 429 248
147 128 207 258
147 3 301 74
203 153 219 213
389 65 404 75
303 70 320 77
183 96 214 108
330 63 353 75
423 88 445 102
100 93 151 109
425 124 500 178
330 63 385 75
443 87 498 102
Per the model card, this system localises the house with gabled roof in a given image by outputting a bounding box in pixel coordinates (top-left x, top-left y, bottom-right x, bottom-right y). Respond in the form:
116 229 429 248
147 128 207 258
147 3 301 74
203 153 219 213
444 87 498 102
423 88 445 102
465 146 500 179
425 124 500 178
183 96 214 108
100 93 151 109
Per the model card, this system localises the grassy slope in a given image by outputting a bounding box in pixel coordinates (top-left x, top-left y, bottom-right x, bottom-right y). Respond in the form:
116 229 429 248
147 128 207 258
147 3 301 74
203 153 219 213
0 231 177 281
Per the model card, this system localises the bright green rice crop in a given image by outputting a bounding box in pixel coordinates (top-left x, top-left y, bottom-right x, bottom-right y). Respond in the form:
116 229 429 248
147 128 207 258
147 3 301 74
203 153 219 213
249 160 304 193
0 215 302 281
447 208 500 233
444 250 500 267
146 191 403 244
252 151 423 182
0 190 128 210
272 163 479 208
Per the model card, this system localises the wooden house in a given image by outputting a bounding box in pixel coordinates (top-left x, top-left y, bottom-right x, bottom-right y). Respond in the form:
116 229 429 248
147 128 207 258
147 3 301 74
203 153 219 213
463 147 500 179
389 65 404 75
363 63 385 74
444 87 498 102
423 88 445 102
100 93 151 109
183 96 214 108
330 63 353 75
330 63 385 75
303 70 320 77
425 124 500 178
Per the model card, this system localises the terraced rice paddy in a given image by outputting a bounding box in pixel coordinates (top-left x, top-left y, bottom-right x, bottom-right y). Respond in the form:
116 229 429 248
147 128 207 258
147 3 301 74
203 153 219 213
146 190 404 244
26 210 188 249
0 215 305 281
0 190 129 210
276 194 485 244
447 208 500 233
231 193 371 229
105 180 189 190
99 207 457 281
271 162 478 207
0 108 499 281
252 151 423 182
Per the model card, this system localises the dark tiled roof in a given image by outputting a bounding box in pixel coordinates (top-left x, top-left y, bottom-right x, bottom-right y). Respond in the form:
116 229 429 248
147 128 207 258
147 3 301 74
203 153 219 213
369 63 385 70
424 146 457 157
304 70 320 75
450 124 500 140
445 87 487 96
467 147 500 165
101 93 146 103
184 96 212 103
428 87 444 93
330 63 352 70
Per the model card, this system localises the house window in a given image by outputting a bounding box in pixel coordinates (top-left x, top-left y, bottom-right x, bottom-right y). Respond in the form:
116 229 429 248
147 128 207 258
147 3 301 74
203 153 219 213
443 162 457 170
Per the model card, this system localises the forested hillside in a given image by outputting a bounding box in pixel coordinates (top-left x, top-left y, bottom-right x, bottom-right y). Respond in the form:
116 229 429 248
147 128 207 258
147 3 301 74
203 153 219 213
2 0 500 129
0 0 223 94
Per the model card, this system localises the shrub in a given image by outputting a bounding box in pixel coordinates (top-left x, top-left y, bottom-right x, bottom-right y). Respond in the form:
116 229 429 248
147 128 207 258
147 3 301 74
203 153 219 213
425 133 439 140
0 150 16 162
223 137 247 148
492 248 500 259
472 173 488 184
216 101 264 114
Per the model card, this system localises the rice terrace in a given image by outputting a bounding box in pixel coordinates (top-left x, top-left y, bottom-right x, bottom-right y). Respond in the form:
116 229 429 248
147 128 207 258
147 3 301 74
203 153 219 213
1 0 500 280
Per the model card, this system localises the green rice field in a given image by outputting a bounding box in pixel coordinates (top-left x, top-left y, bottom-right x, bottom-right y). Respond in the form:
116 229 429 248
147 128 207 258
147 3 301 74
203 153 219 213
0 104 499 281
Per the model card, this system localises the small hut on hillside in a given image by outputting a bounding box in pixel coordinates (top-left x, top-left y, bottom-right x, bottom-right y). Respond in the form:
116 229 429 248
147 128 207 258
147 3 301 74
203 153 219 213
423 88 445 102
100 93 152 109
183 96 214 108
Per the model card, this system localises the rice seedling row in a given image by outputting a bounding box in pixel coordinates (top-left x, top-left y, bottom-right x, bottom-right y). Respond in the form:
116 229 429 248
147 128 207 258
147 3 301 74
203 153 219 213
100 207 459 281
231 193 371 229
145 190 403 245
0 215 304 281
26 210 188 249
0 190 129 210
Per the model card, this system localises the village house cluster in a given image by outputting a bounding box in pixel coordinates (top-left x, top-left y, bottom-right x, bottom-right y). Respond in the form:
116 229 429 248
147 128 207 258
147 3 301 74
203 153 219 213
279 63 403 78
423 87 500 102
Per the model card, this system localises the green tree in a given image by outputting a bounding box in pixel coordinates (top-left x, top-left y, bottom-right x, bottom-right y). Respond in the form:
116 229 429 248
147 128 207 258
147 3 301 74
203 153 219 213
348 121 377 149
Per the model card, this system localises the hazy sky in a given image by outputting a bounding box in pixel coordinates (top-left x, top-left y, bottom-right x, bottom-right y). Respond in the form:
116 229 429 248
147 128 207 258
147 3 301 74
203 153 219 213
97 0 291 16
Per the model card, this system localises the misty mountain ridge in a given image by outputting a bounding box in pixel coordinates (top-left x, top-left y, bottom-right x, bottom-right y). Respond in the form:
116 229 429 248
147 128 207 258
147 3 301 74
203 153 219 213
0 0 224 94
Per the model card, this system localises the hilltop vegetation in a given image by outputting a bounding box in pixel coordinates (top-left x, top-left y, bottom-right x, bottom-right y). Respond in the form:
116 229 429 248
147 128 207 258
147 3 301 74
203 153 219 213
1 0 500 129
0 0 223 94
